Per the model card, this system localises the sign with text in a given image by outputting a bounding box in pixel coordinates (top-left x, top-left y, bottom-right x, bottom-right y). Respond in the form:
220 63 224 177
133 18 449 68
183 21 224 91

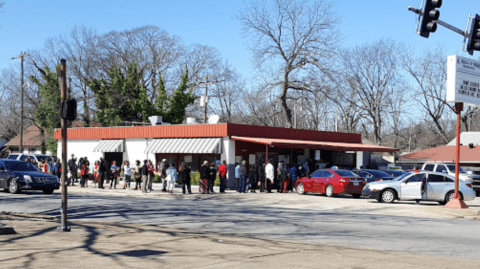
447 55 480 107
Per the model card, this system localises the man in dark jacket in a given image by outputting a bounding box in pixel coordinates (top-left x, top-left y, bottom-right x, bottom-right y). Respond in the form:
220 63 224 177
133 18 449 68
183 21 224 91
289 163 298 192
98 158 107 189
68 155 77 186
238 160 247 193
199 160 211 194
141 160 148 193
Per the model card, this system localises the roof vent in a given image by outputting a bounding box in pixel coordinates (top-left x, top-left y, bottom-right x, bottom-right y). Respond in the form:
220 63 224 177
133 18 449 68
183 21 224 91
148 116 163 126
469 143 475 149
186 117 197 124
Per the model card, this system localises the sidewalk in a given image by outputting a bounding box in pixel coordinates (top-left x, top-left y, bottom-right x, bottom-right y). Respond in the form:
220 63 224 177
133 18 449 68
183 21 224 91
1 216 480 269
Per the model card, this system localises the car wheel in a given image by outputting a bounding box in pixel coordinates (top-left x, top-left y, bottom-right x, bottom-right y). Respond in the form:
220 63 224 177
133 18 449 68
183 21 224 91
296 183 306 195
380 189 395 203
43 188 54 195
8 178 20 194
444 191 464 204
352 194 361 199
325 185 334 197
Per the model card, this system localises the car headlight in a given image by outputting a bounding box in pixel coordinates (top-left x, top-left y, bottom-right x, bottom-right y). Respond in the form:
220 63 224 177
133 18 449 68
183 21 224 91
24 175 32 183
460 175 474 183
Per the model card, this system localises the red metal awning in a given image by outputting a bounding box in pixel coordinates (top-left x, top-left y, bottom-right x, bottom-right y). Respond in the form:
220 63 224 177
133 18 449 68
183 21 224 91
231 136 398 153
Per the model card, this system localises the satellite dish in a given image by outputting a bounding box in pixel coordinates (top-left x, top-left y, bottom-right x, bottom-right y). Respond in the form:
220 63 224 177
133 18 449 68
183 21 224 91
208 115 220 124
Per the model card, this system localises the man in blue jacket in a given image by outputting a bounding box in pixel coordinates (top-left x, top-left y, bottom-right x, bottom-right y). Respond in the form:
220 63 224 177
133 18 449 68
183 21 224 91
289 164 298 192
235 163 241 192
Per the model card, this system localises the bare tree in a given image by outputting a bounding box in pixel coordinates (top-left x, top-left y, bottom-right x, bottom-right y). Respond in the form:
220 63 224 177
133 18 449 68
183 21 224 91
401 47 454 144
341 39 402 144
239 0 339 128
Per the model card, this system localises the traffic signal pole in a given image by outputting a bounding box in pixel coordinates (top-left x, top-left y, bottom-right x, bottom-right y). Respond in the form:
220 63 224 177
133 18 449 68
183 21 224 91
59 59 71 231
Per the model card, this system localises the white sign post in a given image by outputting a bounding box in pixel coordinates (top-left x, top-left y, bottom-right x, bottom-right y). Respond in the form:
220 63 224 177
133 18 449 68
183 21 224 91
447 55 480 107
445 55 480 209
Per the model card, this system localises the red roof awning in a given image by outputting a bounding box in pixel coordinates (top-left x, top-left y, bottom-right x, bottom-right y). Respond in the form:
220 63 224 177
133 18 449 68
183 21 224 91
231 136 398 153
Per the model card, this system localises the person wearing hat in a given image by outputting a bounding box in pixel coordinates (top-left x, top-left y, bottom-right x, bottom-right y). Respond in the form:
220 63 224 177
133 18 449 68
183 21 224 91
68 154 77 186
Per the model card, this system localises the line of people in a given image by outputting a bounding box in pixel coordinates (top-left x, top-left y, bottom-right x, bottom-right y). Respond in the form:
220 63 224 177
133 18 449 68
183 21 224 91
34 154 309 195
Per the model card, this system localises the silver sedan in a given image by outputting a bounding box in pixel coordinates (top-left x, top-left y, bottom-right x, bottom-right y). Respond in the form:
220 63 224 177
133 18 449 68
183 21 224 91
362 171 476 204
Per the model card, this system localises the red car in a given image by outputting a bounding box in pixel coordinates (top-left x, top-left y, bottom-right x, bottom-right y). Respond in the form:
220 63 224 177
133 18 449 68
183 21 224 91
295 169 365 198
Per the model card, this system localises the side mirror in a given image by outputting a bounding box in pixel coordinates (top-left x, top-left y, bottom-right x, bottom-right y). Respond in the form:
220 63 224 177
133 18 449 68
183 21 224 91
441 170 447 173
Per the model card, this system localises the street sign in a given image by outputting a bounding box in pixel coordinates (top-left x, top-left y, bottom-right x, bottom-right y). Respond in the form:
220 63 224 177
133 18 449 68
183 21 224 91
447 55 480 107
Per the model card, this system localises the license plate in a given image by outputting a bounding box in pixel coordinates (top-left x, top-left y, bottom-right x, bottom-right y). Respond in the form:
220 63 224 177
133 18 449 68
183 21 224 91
353 182 359 186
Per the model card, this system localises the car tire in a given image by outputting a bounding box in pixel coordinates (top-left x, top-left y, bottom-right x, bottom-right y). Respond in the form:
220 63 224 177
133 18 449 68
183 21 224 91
296 183 306 195
352 194 361 199
8 178 20 194
380 189 396 203
325 185 334 197
43 188 54 195
444 191 464 204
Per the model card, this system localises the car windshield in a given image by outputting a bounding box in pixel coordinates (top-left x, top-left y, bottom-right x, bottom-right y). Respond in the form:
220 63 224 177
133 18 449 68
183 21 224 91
446 165 466 173
335 170 358 177
4 161 39 172
393 172 412 181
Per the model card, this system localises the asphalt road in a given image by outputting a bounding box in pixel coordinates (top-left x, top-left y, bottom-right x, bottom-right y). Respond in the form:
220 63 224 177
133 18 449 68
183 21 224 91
1 189 479 262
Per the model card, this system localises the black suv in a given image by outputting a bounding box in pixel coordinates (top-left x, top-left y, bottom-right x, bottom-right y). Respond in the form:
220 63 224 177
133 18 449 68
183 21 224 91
0 159 59 194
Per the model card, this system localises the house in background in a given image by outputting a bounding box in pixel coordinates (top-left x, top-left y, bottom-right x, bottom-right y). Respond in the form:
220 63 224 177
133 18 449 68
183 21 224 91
4 122 101 156
398 132 480 170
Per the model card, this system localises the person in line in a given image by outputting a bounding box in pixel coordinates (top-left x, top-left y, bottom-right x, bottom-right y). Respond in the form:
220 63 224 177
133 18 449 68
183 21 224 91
238 160 247 193
68 155 77 185
178 162 192 194
209 162 217 193
134 160 142 190
235 162 241 193
56 159 62 180
50 158 56 176
166 162 177 193
265 160 274 193
147 160 155 192
259 163 266 192
93 160 99 188
289 163 298 192
141 160 148 193
79 158 86 188
84 157 90 187
119 161 125 187
218 160 227 193
199 160 210 194
277 161 289 193
44 158 51 175
110 161 119 189
98 158 107 189
123 161 132 189
159 159 169 192
249 164 257 193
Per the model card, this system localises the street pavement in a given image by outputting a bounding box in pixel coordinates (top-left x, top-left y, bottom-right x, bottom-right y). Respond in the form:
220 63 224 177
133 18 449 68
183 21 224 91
1 183 480 268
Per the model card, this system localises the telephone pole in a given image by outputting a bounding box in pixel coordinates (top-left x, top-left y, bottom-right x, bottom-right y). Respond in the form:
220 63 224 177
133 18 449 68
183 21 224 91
12 52 29 154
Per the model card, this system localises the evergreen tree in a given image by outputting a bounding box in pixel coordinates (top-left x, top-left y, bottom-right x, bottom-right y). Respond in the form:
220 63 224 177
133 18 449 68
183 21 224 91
86 63 155 126
29 60 71 155
155 68 196 124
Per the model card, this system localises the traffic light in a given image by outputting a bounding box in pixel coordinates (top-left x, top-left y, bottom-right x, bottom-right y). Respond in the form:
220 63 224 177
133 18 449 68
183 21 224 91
61 99 77 121
419 0 442 38
467 14 480 55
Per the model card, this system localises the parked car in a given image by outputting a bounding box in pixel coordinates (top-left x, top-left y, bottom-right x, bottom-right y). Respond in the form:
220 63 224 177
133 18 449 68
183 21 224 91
7 153 54 164
380 169 408 178
0 159 59 194
421 162 480 194
361 171 476 204
296 169 366 198
352 169 394 183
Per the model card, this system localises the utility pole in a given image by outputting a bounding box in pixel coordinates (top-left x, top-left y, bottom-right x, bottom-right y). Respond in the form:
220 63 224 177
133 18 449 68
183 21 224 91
204 76 208 124
12 52 29 154
59 59 70 232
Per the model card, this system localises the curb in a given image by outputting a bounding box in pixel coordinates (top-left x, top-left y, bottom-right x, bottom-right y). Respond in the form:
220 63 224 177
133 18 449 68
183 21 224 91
0 211 58 220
